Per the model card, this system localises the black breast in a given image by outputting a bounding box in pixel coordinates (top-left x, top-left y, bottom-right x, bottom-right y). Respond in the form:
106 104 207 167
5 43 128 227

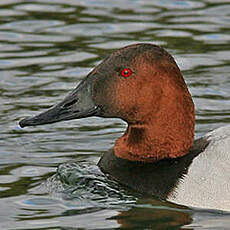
98 137 209 199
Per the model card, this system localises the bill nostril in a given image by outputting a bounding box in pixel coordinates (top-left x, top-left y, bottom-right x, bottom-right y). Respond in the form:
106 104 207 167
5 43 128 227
63 98 79 108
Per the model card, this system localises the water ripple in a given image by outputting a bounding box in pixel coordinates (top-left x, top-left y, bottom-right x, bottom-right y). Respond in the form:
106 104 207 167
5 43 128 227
0 0 230 229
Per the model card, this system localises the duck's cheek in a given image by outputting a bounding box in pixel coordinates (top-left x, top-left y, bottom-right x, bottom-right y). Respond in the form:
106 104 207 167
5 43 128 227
92 87 132 119
92 77 140 120
106 95 141 122
92 82 118 117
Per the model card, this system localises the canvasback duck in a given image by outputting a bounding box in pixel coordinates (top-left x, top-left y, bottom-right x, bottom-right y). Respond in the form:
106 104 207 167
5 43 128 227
19 43 230 212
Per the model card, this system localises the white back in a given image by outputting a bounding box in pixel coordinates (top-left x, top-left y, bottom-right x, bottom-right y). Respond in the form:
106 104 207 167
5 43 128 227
168 125 230 211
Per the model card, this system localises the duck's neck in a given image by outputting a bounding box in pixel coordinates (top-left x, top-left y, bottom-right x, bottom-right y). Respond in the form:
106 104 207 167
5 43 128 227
114 105 194 162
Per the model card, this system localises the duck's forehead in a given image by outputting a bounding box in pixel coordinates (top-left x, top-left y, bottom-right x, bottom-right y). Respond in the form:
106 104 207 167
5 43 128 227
97 46 146 72
109 44 154 63
95 54 133 74
95 44 173 73
106 48 138 67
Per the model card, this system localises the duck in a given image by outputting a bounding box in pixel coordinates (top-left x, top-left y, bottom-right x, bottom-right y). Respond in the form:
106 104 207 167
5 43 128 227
19 43 230 212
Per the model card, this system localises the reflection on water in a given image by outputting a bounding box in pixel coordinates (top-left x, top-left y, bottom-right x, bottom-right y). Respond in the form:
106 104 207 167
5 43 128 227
1 0 230 229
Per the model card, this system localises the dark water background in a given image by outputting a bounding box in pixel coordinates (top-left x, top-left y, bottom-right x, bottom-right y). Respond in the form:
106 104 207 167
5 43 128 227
1 0 230 229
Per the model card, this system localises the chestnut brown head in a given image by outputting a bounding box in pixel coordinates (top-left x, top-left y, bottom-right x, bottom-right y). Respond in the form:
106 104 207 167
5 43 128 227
19 43 194 162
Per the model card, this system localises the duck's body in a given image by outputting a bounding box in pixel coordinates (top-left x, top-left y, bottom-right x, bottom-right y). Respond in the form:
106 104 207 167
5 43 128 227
168 126 230 211
99 125 230 211
19 43 230 212
98 136 208 199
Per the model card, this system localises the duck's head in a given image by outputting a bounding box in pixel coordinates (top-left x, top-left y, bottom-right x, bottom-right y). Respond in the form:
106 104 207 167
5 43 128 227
19 43 195 162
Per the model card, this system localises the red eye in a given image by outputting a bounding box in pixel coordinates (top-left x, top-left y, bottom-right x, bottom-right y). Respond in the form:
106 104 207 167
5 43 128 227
120 68 132 78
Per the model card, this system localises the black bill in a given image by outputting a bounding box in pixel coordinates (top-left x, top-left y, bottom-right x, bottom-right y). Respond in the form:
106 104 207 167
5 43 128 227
19 75 101 128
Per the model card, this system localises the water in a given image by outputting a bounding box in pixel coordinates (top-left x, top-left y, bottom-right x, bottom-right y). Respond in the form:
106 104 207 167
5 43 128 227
1 0 230 229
